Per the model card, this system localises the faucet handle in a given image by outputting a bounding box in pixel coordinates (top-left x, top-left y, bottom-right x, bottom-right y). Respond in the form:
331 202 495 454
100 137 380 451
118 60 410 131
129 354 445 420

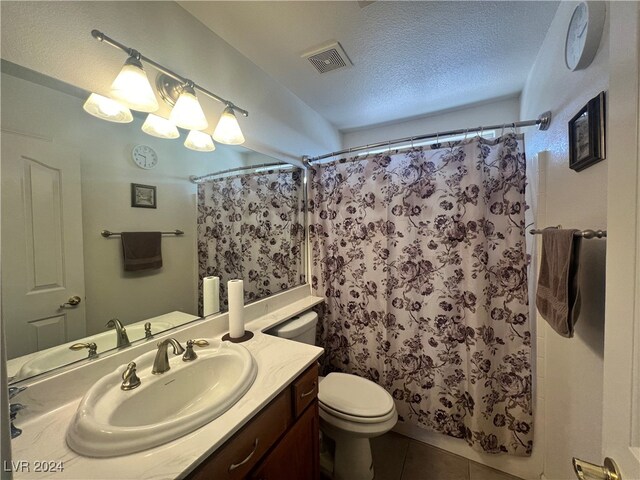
69 342 98 358
10 423 22 439
182 339 210 362
121 362 141 391
144 322 152 339
10 403 26 417
8 386 26 399
9 403 25 439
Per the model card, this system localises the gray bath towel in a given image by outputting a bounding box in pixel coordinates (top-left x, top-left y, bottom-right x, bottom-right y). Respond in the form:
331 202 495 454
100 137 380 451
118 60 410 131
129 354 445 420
535 229 582 337
121 232 162 271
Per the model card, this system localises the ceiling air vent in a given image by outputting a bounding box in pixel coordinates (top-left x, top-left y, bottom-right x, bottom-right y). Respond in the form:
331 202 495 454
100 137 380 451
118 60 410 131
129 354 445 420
302 41 352 74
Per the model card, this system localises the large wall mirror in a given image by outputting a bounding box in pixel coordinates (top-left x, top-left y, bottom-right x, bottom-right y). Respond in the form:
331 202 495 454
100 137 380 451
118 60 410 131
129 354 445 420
1 61 306 383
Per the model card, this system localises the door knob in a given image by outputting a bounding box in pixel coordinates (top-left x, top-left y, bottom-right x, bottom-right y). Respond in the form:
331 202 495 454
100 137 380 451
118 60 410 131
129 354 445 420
59 295 82 309
573 457 622 480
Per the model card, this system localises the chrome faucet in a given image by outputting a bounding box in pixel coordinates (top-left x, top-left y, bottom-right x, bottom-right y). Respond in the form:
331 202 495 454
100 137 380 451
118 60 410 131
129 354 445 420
106 318 130 348
152 338 185 374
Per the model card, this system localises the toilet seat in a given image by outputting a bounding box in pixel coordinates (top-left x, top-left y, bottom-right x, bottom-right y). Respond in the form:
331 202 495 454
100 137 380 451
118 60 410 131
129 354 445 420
318 373 395 424
319 401 397 424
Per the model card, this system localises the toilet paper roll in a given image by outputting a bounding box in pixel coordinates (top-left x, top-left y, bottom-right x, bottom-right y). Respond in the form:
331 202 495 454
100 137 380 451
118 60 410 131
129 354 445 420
203 276 220 317
227 279 245 338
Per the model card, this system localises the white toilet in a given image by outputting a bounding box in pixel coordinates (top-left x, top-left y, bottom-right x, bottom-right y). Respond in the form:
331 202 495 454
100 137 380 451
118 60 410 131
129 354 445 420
267 312 398 480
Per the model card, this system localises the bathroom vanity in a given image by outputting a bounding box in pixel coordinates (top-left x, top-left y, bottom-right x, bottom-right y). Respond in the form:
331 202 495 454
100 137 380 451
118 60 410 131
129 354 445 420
187 363 319 480
7 290 324 480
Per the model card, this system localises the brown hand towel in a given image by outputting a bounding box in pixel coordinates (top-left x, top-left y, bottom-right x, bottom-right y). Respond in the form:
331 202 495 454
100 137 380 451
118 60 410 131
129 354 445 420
535 229 582 337
121 232 162 271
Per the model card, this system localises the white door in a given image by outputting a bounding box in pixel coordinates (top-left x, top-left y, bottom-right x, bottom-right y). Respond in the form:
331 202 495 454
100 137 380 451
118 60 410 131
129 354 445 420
601 2 640 480
1 131 86 359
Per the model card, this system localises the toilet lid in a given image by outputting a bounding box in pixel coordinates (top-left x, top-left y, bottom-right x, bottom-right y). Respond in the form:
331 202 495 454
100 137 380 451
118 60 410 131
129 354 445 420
318 373 395 418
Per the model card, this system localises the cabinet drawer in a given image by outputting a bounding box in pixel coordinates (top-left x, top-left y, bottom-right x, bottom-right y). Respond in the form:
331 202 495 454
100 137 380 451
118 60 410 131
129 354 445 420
292 363 318 417
187 390 293 480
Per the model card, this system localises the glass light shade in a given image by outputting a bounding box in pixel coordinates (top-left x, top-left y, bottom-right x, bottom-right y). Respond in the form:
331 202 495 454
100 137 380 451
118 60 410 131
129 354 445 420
212 107 245 145
110 57 159 112
169 87 208 130
184 130 216 152
83 93 133 123
141 114 180 139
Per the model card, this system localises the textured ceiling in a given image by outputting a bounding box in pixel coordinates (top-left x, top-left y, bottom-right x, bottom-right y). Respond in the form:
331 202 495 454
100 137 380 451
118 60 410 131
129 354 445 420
178 1 559 131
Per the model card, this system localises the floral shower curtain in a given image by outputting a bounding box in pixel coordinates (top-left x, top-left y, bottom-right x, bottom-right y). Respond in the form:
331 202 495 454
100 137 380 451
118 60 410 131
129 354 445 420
309 134 532 456
197 168 305 313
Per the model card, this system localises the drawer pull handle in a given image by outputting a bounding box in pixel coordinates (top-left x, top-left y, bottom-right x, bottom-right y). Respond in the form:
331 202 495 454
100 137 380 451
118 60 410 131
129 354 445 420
229 438 259 472
300 382 317 398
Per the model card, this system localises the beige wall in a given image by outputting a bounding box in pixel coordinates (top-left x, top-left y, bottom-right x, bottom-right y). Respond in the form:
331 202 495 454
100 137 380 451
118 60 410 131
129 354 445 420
520 2 609 479
341 96 521 150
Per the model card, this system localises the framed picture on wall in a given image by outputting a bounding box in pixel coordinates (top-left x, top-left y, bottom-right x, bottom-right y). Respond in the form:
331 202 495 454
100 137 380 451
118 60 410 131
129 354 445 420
568 91 606 172
131 183 157 209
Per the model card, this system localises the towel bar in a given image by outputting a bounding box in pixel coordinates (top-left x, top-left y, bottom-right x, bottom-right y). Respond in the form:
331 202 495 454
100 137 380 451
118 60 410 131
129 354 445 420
101 229 184 238
529 226 606 239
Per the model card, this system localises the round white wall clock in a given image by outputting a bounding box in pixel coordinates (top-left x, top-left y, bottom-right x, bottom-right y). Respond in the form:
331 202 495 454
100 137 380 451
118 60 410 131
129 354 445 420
565 1 606 71
131 144 158 170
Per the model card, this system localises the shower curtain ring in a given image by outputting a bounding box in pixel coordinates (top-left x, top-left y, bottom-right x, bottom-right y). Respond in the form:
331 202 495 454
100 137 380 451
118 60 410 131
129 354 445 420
511 122 517 134
501 124 506 137
464 128 469 141
479 126 484 138
411 137 415 149
436 132 439 144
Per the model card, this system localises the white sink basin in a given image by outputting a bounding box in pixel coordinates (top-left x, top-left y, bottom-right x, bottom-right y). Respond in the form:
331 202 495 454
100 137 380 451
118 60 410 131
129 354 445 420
66 339 257 457
14 319 177 380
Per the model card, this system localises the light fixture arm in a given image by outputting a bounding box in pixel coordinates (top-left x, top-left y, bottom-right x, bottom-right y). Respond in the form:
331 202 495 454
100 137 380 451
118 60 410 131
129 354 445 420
91 29 249 118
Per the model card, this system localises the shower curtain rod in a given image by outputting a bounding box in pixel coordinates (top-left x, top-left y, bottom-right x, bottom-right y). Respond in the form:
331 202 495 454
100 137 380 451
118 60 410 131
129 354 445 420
189 162 296 183
303 111 552 165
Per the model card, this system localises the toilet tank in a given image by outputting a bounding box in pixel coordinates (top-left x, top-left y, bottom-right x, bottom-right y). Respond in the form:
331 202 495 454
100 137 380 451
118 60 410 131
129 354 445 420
266 311 318 345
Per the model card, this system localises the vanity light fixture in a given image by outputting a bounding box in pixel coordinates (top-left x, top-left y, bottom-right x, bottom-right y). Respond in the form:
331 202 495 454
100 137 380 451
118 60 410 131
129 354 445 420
169 83 208 131
212 106 245 145
110 55 159 112
184 130 216 152
89 29 248 146
83 93 133 123
141 114 180 139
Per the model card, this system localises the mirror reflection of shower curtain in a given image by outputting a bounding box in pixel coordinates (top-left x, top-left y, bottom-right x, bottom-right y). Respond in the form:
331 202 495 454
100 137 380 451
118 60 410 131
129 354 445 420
197 168 305 314
310 134 532 456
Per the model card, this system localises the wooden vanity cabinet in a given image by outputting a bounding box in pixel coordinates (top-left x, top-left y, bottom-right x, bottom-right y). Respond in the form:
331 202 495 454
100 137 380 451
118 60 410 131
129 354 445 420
250 400 319 480
186 364 319 480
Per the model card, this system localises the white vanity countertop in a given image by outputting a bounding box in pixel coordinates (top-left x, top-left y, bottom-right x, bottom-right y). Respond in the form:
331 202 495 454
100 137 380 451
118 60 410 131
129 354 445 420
9 329 323 479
